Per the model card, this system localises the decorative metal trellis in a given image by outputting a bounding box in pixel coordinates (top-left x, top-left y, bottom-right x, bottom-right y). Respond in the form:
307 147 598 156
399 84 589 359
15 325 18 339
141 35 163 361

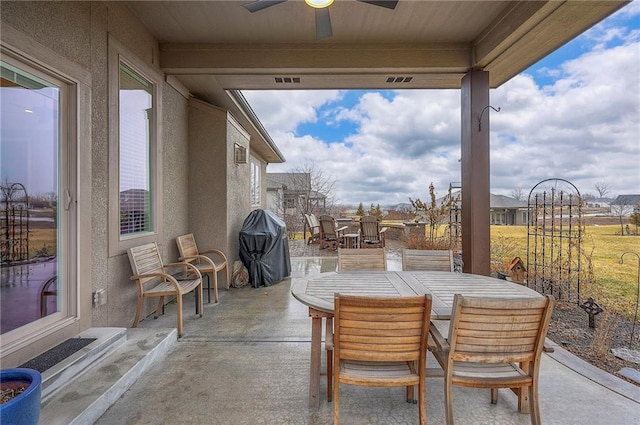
1 182 30 265
526 178 584 303
447 182 462 253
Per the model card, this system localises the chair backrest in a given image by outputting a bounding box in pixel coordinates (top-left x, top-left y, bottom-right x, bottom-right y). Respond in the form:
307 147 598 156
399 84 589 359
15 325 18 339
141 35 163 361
305 213 320 235
127 242 164 286
402 249 454 272
319 215 339 239
338 248 386 271
447 294 554 365
359 216 382 242
334 294 432 363
176 233 199 264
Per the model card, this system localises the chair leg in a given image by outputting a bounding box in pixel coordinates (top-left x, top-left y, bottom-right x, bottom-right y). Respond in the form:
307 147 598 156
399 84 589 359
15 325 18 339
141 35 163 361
154 296 164 318
204 274 211 304
418 379 426 425
132 296 144 328
326 348 333 402
213 270 219 303
491 388 498 404
444 376 454 425
326 316 334 402
225 264 230 290
530 382 541 425
176 293 183 337
198 282 203 318
333 374 340 425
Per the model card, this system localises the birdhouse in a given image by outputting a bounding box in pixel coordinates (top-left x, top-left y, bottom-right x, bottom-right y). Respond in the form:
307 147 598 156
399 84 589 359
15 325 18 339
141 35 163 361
508 257 527 283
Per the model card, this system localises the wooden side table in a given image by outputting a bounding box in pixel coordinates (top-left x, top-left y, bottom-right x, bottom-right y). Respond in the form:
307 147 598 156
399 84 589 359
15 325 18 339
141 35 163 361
343 233 360 249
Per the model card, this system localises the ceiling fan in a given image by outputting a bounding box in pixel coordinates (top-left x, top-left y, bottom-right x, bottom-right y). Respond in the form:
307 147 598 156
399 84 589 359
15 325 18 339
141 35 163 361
242 0 399 40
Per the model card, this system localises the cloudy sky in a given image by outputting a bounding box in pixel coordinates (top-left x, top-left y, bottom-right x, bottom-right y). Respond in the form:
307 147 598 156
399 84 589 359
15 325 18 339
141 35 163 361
243 3 640 207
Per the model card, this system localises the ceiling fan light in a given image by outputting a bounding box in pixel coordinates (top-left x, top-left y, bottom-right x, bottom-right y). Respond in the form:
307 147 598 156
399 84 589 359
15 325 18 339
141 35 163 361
305 0 334 9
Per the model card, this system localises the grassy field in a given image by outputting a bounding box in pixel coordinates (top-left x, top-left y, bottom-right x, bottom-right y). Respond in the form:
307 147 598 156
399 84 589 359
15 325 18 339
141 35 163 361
492 225 639 317
28 228 57 257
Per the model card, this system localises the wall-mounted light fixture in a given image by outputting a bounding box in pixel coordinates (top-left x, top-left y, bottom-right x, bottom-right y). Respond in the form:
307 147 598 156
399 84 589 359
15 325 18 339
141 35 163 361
478 105 501 132
234 143 248 164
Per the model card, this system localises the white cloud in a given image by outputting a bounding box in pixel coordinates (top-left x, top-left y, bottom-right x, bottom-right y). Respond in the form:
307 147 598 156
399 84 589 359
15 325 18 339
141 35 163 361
244 22 639 206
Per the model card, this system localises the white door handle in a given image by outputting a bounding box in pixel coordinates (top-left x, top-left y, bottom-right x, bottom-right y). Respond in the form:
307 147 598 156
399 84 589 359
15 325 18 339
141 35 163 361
64 189 72 210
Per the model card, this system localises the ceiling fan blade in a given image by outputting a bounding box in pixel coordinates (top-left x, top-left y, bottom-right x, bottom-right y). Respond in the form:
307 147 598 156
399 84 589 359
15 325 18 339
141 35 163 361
357 0 399 10
243 0 287 13
315 8 333 40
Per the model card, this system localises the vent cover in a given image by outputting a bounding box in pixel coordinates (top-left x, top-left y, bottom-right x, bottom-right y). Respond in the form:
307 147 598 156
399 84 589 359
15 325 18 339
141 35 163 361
386 76 413 83
274 77 301 84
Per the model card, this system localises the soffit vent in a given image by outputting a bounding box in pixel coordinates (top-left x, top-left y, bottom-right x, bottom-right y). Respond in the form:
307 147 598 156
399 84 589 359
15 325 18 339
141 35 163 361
386 76 413 83
274 77 301 84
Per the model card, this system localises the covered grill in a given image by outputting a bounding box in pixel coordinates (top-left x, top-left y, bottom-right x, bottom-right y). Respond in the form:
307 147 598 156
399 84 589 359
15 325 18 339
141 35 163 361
239 209 291 288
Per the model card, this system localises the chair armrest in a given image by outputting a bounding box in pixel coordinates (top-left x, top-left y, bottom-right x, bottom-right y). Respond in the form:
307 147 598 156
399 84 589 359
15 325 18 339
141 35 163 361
164 262 203 280
198 249 229 264
380 227 388 234
429 323 450 352
336 225 348 233
130 271 183 292
179 254 218 268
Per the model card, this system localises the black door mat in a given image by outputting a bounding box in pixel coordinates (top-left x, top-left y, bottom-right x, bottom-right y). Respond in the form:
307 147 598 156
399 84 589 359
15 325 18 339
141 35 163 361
19 338 96 373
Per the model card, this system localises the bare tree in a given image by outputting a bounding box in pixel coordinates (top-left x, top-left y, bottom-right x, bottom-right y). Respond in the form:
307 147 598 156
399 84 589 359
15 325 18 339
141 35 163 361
594 182 610 198
511 188 524 201
287 162 338 238
410 183 455 244
611 203 633 235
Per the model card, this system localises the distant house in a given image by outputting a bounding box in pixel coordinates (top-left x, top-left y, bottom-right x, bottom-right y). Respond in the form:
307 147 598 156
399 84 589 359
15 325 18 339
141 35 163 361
266 173 327 219
443 191 527 226
584 197 614 209
611 194 640 215
489 194 528 225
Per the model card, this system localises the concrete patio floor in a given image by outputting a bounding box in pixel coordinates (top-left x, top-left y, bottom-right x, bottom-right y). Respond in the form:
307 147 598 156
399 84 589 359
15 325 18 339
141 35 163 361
94 248 640 425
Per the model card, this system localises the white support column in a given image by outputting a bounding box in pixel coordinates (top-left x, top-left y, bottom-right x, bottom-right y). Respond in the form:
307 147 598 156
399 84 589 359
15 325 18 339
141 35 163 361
461 70 491 276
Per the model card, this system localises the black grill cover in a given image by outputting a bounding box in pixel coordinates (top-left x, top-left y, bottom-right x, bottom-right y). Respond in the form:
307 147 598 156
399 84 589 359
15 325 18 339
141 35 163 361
239 209 291 288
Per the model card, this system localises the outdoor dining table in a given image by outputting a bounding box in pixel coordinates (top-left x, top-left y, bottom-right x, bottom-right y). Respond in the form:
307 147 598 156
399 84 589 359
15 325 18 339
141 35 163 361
290 270 543 408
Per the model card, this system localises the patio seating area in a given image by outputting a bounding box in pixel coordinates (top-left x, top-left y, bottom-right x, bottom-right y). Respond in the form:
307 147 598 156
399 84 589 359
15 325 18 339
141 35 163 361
85 240 639 425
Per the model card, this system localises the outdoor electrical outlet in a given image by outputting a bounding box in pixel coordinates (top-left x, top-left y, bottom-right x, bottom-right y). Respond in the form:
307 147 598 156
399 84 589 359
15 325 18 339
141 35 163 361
93 289 106 306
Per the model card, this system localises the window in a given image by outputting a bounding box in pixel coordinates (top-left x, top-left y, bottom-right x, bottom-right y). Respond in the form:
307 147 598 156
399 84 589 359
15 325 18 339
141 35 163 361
285 197 296 209
118 62 153 236
108 37 162 256
250 161 261 206
0 54 74 338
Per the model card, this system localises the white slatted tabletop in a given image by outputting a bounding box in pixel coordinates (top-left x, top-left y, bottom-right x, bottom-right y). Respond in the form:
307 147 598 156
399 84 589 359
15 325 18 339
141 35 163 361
399 271 540 319
293 271 416 313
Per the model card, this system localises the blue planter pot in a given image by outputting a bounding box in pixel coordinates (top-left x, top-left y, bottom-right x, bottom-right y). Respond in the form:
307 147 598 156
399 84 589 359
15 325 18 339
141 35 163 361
0 368 42 425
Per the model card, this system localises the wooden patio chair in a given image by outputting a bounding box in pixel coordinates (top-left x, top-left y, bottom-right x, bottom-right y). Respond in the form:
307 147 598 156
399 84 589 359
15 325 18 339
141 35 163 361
304 213 321 245
359 215 387 248
127 242 203 338
176 233 229 304
337 248 386 271
429 294 555 425
319 215 348 250
332 294 432 425
325 247 387 400
402 249 454 272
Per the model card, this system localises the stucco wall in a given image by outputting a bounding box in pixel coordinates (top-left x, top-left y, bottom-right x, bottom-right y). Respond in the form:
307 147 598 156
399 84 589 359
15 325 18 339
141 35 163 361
1 1 273 363
227 115 252 264
0 2 190 334
187 99 252 271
